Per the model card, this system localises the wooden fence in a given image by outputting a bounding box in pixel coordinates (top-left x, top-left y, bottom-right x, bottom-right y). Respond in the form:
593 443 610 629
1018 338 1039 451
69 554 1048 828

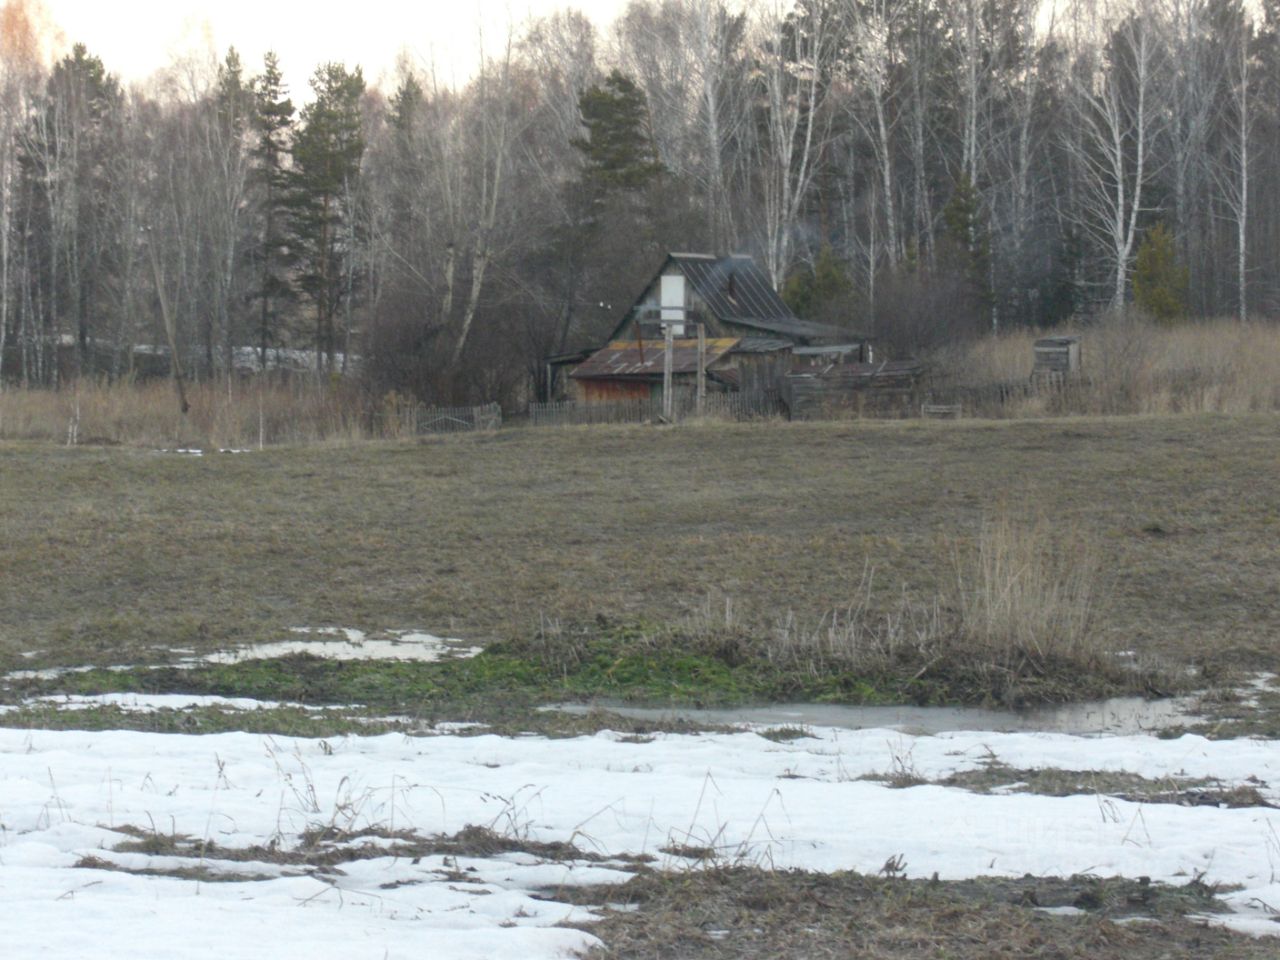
402 401 502 434
529 390 783 428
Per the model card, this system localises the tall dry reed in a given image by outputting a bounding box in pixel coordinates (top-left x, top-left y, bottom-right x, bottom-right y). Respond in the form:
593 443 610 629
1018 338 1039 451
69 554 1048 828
954 513 1104 667
938 315 1280 416
0 377 392 448
671 513 1125 704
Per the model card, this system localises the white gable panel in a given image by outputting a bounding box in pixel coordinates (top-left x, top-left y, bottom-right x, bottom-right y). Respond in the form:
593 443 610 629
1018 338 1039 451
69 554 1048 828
660 274 686 321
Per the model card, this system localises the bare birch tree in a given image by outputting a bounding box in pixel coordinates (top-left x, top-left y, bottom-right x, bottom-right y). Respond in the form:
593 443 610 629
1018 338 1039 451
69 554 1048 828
842 0 902 270
750 0 835 286
1065 0 1164 311
0 0 42 385
1214 4 1253 321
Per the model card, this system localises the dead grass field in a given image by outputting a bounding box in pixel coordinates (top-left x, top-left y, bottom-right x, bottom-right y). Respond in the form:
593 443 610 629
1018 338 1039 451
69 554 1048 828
1 413 1277 675
569 868 1274 959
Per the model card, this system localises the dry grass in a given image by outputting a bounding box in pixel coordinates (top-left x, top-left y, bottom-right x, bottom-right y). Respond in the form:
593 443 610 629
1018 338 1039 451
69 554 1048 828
956 515 1103 665
0 378 389 448
864 761 1273 808
937 316 1280 417
569 868 1272 959
0 316 1276 452
656 515 1125 704
0 415 1277 679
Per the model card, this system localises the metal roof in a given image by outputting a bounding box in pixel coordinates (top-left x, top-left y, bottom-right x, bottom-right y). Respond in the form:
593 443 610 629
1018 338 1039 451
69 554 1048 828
604 254 849 344
1035 336 1081 347
731 337 795 354
570 338 740 380
671 254 846 341
676 255 791 323
793 342 868 355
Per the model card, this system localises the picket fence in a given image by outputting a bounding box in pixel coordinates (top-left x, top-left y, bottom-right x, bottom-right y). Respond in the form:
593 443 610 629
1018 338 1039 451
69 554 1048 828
402 401 502 434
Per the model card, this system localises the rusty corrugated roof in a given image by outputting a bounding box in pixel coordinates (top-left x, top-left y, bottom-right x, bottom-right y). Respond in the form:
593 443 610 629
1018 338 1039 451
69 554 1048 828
571 338 739 380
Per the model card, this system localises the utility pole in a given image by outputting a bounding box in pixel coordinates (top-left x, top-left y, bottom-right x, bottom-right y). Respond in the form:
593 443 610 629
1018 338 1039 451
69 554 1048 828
696 322 706 417
662 321 674 422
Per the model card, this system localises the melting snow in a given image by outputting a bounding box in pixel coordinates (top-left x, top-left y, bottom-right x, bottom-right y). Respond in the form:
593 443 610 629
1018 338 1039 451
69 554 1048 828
3 628 483 683
0 724 1277 958
0 693 354 714
191 627 483 665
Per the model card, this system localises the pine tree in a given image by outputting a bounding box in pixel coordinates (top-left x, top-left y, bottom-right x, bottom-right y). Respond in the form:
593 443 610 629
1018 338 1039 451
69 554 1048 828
782 246 854 327
1133 223 1188 323
388 74 424 137
572 70 663 196
251 51 294 368
288 62 365 371
939 176 992 333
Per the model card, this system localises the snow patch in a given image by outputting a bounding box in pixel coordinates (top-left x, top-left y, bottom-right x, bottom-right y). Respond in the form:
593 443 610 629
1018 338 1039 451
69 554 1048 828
191 627 483 665
0 724 1277 955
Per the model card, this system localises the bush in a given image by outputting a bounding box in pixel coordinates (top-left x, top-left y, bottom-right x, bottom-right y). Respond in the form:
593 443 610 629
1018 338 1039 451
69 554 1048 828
1133 223 1188 323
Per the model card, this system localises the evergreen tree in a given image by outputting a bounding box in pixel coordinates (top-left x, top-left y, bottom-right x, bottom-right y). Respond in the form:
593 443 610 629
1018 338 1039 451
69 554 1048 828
1133 223 1188 323
560 69 666 344
215 48 252 135
388 74 424 136
288 62 364 371
782 245 854 327
939 176 992 332
251 51 295 368
572 70 663 196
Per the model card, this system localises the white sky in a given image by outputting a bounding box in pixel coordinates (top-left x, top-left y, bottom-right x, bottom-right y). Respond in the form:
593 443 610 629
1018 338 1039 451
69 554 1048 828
40 1 629 94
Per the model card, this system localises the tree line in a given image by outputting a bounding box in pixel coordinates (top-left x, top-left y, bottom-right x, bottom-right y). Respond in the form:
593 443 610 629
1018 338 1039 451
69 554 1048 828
0 0 1274 406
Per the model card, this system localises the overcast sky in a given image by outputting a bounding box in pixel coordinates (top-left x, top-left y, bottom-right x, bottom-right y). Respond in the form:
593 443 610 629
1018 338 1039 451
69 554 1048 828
40 1 628 94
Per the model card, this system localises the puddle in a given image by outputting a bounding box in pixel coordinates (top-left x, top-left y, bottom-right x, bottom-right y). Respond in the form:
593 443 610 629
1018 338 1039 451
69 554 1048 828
191 627 484 665
545 695 1202 737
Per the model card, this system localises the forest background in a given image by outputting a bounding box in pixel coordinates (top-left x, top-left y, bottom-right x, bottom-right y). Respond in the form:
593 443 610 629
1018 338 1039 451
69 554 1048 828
0 0 1271 409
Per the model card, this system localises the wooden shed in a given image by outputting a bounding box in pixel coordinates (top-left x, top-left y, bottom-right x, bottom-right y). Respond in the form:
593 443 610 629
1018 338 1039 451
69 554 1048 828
1032 336 1081 380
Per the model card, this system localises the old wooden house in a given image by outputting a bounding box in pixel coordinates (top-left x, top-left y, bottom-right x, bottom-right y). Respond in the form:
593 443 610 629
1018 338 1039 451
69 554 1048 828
562 253 866 408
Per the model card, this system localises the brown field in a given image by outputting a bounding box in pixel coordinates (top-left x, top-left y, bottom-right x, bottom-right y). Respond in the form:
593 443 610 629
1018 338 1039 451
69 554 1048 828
0 412 1276 674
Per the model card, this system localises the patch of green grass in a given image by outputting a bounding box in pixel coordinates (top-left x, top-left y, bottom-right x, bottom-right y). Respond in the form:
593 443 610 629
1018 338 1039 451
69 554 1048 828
5 610 1160 725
